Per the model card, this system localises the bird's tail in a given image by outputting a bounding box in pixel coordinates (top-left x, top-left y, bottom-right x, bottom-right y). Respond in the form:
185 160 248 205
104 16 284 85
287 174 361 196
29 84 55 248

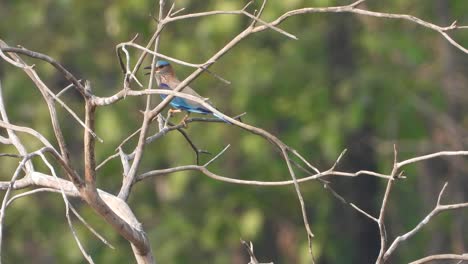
213 112 233 124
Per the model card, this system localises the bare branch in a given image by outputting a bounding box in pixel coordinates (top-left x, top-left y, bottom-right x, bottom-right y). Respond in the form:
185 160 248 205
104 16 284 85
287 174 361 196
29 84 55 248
56 81 78 98
117 0 169 201
2 1 468 263
0 45 33 69
4 186 112 249
1 43 71 162
0 41 101 142
383 182 468 261
0 155 30 257
203 144 230 167
0 46 88 96
350 203 378 223
0 80 34 172
0 120 55 149
241 240 273 264
282 148 314 259
242 240 259 264
397 151 468 168
409 253 468 264
251 0 468 54
0 153 20 158
136 162 393 186
6 188 63 207
375 145 399 263
166 4 296 39
39 153 95 264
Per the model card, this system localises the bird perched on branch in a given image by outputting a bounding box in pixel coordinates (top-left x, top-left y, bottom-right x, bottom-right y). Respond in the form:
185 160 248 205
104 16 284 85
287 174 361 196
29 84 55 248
145 60 231 125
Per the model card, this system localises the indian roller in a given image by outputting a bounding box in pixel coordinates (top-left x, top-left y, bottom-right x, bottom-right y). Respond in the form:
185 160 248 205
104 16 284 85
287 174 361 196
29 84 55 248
145 60 230 124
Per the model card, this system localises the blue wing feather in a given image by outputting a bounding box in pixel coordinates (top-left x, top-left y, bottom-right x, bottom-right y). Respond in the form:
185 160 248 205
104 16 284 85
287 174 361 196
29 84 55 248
158 82 231 123
159 83 212 114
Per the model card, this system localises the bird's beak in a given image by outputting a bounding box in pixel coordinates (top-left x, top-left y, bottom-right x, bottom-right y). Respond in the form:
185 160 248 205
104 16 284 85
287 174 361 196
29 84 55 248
144 65 153 75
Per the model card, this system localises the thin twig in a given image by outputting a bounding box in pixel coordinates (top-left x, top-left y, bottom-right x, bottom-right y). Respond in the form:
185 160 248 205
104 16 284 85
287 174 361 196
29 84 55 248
383 182 468 261
56 82 78 98
282 148 314 262
409 253 468 264
0 46 87 95
0 156 30 257
350 203 378 223
241 240 274 264
204 144 230 167
398 150 468 168
0 80 34 172
252 0 468 54
375 145 399 263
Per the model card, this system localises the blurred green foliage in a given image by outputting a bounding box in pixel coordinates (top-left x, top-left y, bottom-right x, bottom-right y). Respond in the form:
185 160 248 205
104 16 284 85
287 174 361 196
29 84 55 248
1 0 467 263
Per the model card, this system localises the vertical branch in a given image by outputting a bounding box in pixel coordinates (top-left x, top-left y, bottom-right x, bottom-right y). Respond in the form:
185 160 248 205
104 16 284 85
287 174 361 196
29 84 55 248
83 98 97 190
30 72 71 164
118 0 167 201
0 80 34 172
83 97 154 263
282 148 315 262
376 145 399 263
0 156 29 259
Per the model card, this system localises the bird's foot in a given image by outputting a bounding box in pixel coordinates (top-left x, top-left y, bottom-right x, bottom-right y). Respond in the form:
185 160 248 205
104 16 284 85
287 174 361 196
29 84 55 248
168 109 182 115
163 109 182 128
178 114 190 128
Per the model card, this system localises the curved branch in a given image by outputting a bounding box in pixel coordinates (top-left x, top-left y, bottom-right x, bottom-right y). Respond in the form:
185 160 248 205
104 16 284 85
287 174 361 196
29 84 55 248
383 182 468 261
409 253 468 264
252 0 468 54
0 46 88 96
136 164 391 185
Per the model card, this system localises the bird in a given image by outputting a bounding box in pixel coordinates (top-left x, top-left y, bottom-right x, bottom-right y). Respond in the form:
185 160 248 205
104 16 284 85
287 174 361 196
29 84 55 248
144 60 231 125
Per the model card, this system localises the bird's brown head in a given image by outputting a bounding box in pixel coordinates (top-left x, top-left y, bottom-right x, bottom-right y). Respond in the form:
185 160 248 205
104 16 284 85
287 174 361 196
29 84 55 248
144 60 172 76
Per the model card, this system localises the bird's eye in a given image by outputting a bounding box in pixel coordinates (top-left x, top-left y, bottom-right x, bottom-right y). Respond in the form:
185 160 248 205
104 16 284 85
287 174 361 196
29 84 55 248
157 65 164 69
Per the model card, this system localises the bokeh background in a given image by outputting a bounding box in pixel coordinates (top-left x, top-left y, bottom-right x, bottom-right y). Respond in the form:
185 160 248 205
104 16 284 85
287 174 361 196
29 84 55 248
1 0 467 263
